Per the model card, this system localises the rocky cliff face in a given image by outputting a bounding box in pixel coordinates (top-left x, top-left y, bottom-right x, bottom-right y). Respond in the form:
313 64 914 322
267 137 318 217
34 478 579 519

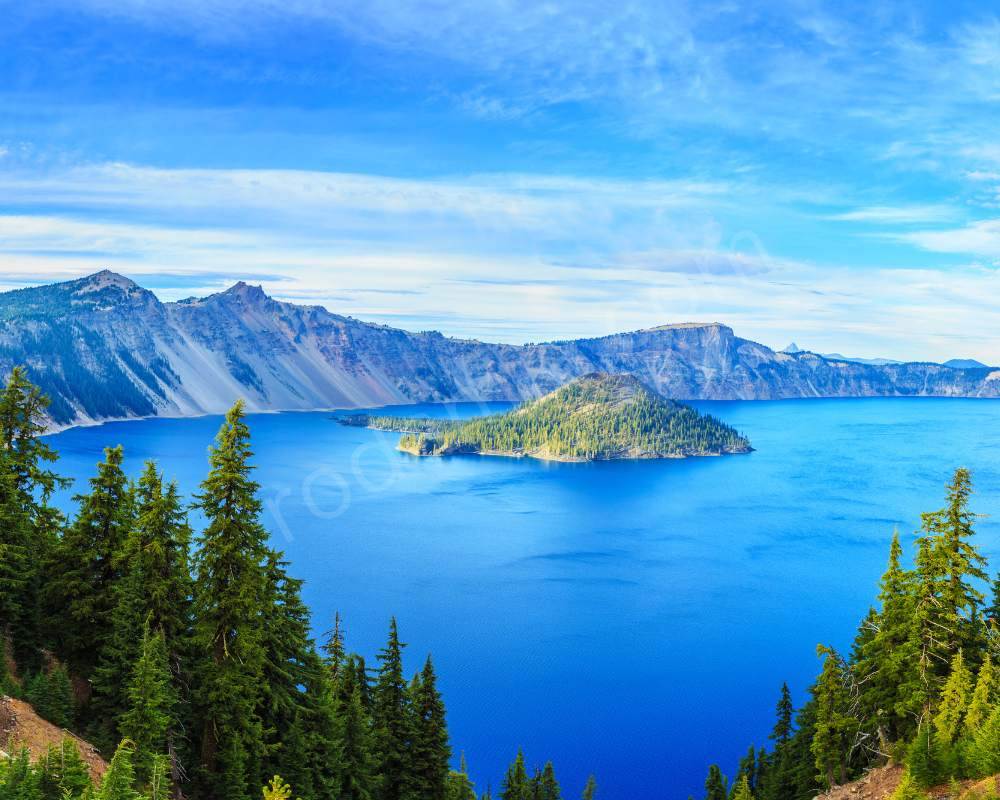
2 271 998 426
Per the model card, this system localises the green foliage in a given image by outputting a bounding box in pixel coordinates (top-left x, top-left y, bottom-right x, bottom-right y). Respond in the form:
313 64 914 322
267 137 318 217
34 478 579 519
580 775 597 800
729 775 752 800
703 764 728 800
811 645 858 788
36 739 92 799
0 367 66 668
25 664 73 729
965 653 995 734
410 655 451 800
889 770 928 800
191 401 271 800
95 741 142 800
500 751 529 800
46 445 133 678
970 706 1000 777
119 620 176 788
359 373 751 460
907 724 949 789
934 651 971 746
373 618 415 800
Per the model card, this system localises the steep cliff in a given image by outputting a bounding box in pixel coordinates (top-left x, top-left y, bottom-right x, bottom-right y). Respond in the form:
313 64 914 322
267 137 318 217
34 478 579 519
2 271 997 427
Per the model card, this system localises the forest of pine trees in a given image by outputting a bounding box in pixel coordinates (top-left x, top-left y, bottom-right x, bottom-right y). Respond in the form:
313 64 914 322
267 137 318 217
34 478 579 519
701 467 1000 800
0 369 594 800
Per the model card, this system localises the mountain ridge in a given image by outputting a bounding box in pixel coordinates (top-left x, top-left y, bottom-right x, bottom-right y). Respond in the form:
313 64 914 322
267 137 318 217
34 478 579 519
3 271 999 427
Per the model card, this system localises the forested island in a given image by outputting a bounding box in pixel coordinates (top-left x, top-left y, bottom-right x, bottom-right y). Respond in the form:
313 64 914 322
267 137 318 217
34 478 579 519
0 368 590 800
341 373 751 461
703 468 1000 800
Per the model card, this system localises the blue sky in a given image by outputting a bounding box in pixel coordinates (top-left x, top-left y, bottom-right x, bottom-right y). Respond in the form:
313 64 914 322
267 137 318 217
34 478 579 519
2 1 1000 359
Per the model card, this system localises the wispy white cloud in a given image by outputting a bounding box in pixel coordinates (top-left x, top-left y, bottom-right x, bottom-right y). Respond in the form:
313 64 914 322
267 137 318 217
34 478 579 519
827 205 961 224
897 220 1000 258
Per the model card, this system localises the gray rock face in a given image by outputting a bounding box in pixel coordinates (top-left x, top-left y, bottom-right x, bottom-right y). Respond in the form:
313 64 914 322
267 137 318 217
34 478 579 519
2 271 998 426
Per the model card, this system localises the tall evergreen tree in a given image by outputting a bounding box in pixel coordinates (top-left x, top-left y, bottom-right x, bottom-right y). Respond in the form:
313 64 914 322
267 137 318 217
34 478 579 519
47 445 133 677
965 654 995 734
96 741 142 800
857 531 919 745
811 646 857 788
0 368 66 667
191 402 271 800
373 618 414 800
933 651 970 747
410 655 450 800
917 469 987 672
92 462 193 753
500 751 529 800
36 739 91 800
581 775 597 800
703 765 728 800
258 554 319 792
729 775 752 800
323 612 347 681
119 620 177 789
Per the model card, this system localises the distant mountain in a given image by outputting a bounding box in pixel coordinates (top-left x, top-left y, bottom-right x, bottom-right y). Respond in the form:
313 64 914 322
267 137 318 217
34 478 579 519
944 358 989 369
3 271 1000 428
782 342 803 354
820 353 903 366
343 372 752 461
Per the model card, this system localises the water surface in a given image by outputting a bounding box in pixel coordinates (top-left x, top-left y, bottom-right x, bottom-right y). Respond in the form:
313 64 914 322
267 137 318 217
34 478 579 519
46 398 1000 799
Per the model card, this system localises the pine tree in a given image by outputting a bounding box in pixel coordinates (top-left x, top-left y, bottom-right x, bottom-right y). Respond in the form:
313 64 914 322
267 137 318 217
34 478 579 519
858 531 920 744
191 402 271 800
703 764 728 800
761 684 797 800
46 664 73 729
965 653 995 734
338 683 376 800
258 554 319 792
731 745 757 796
811 646 857 788
323 612 347 682
971 706 1000 776
0 368 65 668
581 775 597 800
96 741 142 800
119 621 177 788
907 724 947 788
445 755 477 800
47 445 133 678
36 739 91 800
373 618 414 800
933 651 970 746
910 537 950 719
410 655 450 800
537 763 560 800
730 775 752 800
771 684 793 746
918 469 987 673
500 751 529 800
25 665 73 729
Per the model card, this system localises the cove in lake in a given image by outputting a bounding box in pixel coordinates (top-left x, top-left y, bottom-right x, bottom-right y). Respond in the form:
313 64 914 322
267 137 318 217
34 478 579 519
45 398 1000 799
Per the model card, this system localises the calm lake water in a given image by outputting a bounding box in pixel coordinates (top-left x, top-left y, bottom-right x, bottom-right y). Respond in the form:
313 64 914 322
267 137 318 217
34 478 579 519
45 398 1000 799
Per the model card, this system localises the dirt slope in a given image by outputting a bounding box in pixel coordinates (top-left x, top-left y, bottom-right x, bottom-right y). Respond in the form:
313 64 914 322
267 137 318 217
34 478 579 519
0 695 107 782
817 764 1000 800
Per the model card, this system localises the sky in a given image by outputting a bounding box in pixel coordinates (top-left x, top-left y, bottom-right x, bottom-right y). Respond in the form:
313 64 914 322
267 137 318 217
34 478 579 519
2 2 1000 360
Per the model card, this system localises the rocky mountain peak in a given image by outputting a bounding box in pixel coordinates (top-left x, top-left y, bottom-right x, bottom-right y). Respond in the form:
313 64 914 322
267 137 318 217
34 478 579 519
223 281 269 302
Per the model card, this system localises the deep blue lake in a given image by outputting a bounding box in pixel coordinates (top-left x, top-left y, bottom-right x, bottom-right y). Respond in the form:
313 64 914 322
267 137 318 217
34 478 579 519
45 398 1000 799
